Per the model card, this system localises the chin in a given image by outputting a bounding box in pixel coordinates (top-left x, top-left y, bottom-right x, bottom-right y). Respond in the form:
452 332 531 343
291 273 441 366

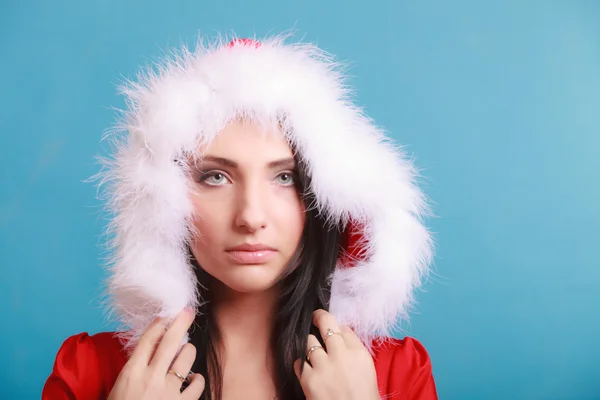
216 265 282 293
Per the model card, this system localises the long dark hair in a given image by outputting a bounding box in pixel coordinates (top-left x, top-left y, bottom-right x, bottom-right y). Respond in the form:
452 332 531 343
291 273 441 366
186 152 342 400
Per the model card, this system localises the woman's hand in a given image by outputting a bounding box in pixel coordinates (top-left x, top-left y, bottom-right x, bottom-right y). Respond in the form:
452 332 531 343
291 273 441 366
294 309 381 400
108 307 205 400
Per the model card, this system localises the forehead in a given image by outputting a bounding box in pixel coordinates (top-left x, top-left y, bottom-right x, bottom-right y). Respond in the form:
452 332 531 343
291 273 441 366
199 119 294 160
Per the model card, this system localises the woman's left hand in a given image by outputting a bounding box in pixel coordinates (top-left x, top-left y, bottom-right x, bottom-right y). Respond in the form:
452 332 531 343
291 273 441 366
294 309 381 400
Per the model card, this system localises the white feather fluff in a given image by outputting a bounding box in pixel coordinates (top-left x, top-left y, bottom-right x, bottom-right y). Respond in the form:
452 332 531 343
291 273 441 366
94 33 434 353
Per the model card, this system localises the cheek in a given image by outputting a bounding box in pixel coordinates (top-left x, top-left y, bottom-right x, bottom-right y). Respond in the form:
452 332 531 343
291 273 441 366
190 198 227 250
273 189 306 238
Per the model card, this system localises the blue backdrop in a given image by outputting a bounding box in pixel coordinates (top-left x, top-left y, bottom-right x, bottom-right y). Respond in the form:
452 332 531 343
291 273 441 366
1 1 599 398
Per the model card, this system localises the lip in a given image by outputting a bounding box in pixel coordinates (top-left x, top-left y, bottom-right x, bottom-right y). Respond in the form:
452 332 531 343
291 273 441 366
226 243 277 252
225 243 278 265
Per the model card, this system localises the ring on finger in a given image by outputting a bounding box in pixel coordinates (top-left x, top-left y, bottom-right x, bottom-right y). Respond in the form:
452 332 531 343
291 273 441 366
306 344 324 363
167 368 187 383
323 328 342 342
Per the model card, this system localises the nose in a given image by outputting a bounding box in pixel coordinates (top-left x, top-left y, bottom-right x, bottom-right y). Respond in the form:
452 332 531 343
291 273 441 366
234 181 268 233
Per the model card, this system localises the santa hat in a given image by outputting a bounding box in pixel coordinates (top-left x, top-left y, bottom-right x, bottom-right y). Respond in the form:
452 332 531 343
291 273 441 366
96 34 434 353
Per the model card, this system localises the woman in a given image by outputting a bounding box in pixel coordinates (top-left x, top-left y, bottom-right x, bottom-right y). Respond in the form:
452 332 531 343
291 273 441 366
43 35 437 399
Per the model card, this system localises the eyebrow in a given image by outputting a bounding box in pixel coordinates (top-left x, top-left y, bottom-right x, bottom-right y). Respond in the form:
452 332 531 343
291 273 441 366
201 156 296 169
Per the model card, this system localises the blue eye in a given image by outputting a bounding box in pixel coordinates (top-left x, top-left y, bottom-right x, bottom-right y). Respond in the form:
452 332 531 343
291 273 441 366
199 171 228 186
276 172 295 186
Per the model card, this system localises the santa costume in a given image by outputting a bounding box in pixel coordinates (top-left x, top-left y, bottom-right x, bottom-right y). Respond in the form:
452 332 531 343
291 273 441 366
43 34 437 399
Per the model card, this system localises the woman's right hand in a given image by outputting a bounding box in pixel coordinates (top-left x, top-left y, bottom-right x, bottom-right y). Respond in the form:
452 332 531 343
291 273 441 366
108 307 205 400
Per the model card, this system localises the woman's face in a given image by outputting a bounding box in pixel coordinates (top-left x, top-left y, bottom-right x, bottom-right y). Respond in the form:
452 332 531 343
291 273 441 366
188 120 305 294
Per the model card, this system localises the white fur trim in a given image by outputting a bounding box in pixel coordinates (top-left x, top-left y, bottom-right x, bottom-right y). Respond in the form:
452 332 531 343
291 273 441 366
94 33 434 352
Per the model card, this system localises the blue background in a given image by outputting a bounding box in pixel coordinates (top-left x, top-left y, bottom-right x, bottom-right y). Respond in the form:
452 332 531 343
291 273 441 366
1 1 599 398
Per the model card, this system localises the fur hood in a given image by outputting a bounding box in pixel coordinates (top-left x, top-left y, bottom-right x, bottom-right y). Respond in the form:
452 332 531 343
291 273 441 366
96 34 434 353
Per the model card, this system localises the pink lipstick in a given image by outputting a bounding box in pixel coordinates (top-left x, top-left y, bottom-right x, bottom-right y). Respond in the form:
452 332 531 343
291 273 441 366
225 243 277 265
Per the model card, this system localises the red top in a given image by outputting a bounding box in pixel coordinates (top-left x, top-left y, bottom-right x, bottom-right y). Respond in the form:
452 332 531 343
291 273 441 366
42 332 437 399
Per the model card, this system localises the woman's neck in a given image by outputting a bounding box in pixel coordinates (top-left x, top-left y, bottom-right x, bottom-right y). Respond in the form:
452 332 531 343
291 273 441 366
209 281 280 399
211 280 279 362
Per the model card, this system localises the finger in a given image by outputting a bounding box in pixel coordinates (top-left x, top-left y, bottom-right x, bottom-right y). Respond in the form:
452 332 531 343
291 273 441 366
305 334 327 367
150 307 196 373
312 309 345 355
294 358 311 382
128 317 168 366
165 343 196 391
294 359 300 379
339 324 364 349
181 374 206 400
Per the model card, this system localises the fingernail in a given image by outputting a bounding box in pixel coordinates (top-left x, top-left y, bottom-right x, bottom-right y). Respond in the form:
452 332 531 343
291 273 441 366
184 306 195 315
